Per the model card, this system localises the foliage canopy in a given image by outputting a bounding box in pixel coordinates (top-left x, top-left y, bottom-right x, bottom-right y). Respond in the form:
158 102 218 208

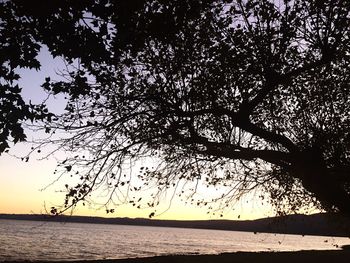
1 0 350 216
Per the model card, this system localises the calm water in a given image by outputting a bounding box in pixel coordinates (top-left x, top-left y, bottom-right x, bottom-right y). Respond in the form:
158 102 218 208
0 219 349 261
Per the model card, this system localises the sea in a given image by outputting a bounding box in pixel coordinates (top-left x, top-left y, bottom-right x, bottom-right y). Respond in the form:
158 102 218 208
0 219 349 261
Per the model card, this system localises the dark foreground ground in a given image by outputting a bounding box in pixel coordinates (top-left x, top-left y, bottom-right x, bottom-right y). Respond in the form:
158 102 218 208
3 250 350 263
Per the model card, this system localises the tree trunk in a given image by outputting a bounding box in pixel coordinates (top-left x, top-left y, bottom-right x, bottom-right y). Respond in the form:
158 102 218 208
295 147 350 216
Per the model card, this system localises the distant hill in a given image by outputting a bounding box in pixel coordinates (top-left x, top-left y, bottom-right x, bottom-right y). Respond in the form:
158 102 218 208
1 213 349 237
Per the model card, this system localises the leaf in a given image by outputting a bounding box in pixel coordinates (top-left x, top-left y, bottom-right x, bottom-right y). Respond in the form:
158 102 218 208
149 212 155 218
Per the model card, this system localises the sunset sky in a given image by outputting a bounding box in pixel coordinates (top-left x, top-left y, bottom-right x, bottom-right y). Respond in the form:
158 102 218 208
0 47 275 221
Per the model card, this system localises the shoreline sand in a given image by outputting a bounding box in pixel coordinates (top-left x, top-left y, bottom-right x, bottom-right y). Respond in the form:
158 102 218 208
3 250 350 263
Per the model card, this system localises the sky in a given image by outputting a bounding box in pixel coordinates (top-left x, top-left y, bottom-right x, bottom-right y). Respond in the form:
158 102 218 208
0 47 275 221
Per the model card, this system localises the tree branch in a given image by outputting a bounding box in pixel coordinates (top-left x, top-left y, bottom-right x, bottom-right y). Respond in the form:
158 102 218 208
202 141 292 168
239 121 298 153
240 57 331 116
178 133 293 168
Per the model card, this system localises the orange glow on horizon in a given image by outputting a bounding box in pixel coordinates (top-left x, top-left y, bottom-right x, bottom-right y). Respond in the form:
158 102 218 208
0 147 274 221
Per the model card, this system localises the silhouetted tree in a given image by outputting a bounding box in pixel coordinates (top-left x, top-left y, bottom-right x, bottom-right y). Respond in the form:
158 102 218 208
1 0 350 216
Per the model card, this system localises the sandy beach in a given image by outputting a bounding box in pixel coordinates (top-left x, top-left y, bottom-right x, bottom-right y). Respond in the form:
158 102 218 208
3 250 350 263
79 250 350 263
72 250 350 263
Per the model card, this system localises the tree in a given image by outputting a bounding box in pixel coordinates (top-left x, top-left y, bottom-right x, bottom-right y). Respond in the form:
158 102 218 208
1 0 350 216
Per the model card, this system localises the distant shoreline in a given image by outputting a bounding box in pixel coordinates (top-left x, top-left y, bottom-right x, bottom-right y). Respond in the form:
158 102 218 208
2 250 350 263
1 213 350 237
